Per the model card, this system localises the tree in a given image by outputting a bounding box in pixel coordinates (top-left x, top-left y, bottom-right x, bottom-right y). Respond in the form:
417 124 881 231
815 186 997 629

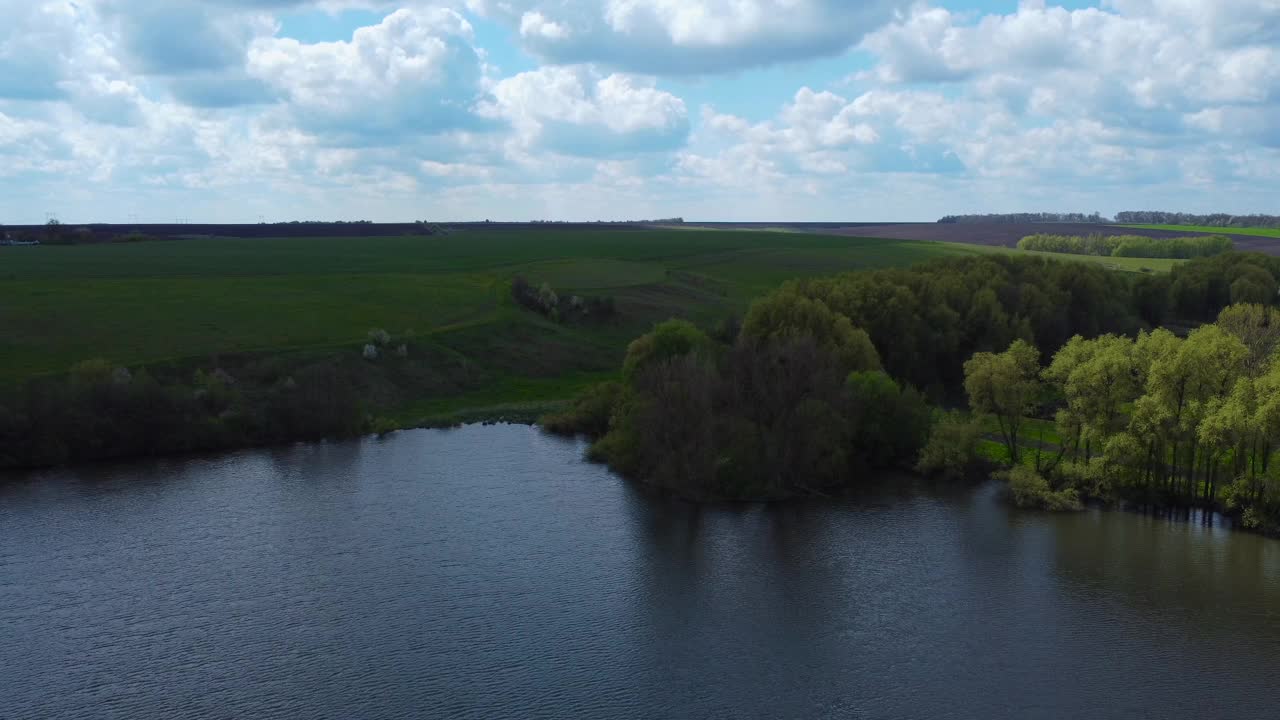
1044 335 1140 463
741 288 880 374
1217 304 1280 375
622 319 713 383
44 218 63 244
964 340 1041 464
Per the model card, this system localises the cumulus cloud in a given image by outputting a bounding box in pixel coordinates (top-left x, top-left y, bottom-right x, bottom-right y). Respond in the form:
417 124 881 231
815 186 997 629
2 0 1280 222
487 66 689 155
473 0 906 73
0 1 114 101
849 1 1280 175
247 8 490 139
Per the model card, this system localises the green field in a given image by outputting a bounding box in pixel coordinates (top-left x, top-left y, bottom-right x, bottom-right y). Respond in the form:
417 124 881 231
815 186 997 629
1119 224 1280 239
0 227 1171 423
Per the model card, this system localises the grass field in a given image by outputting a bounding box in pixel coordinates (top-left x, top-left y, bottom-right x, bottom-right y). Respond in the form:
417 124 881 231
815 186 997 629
1120 224 1280 239
0 226 1175 424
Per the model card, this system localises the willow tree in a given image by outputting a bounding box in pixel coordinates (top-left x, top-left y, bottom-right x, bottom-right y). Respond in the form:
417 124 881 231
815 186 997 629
1217 304 1280 376
1129 326 1247 501
964 340 1041 464
1044 334 1141 463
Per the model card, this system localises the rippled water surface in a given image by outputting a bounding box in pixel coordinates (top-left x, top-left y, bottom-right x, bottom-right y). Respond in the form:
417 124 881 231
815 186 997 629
5 424 1280 719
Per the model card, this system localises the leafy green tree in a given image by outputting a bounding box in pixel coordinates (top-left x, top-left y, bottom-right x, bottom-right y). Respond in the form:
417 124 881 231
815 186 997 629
1044 335 1140 462
916 411 984 481
741 289 880 374
1217 304 1280 374
622 319 713 383
964 340 1041 464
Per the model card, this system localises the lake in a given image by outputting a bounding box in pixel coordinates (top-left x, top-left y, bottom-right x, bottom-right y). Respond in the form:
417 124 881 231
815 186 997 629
4 424 1280 719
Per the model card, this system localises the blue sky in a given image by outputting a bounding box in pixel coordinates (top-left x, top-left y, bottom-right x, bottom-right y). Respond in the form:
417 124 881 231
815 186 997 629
0 0 1277 222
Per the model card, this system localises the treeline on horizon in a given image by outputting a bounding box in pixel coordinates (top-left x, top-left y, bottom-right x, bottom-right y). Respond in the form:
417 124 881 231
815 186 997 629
1115 211 1280 229
546 252 1280 508
938 212 1110 224
1018 233 1234 259
939 212 1280 228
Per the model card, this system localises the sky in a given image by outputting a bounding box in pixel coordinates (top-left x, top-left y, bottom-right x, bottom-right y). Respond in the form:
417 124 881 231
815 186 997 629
0 0 1277 223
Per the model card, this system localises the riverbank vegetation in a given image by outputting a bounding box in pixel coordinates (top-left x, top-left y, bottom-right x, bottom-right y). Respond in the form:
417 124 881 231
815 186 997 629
954 304 1280 529
1018 233 1233 259
547 251 1280 505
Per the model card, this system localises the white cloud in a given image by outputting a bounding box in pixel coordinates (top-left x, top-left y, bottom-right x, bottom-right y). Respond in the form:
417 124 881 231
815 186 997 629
473 0 907 73
247 8 489 139
2 0 1280 222
520 11 570 41
487 66 689 155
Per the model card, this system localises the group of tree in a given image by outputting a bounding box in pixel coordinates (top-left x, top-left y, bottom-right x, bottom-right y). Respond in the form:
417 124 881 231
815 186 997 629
774 255 1144 398
0 358 366 469
1115 211 1280 229
937 211 1280 229
956 304 1280 531
938 212 1109 224
1018 233 1234 259
511 276 617 323
551 305 931 500
545 251 1280 511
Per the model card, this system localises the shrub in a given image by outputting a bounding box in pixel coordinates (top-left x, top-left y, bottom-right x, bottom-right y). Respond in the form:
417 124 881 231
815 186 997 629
916 411 984 480
1000 465 1084 511
368 328 391 346
540 382 624 437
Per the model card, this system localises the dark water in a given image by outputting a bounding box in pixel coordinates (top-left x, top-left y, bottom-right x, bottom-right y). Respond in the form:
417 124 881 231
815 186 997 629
4 425 1280 719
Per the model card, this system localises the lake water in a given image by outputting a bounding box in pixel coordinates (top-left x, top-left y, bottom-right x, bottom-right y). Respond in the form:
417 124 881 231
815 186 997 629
4 424 1280 719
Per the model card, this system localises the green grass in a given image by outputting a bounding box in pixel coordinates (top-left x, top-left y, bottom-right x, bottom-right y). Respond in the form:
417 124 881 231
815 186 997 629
517 259 667 290
0 274 500 380
1119 224 1280 239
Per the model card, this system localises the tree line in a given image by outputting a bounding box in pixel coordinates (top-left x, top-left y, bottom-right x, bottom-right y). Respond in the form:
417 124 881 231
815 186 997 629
1116 212 1280 229
960 304 1280 531
547 252 1280 502
1018 233 1234 259
939 213 1109 224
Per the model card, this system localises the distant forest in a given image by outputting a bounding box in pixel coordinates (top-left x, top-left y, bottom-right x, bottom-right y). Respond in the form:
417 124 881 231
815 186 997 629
940 212 1280 228
1114 212 1280 229
938 213 1110 224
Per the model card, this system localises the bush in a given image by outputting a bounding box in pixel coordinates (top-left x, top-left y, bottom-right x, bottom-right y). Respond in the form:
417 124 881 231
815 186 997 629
915 411 984 480
1000 465 1084 511
540 382 623 438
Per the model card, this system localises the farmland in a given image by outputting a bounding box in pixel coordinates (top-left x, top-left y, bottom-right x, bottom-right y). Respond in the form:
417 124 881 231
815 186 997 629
0 228 993 416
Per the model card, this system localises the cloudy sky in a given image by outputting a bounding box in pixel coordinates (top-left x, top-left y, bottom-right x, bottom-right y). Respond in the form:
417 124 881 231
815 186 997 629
0 0 1277 223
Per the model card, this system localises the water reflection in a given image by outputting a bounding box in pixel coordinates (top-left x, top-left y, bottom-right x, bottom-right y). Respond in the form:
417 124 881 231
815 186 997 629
5 425 1280 719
